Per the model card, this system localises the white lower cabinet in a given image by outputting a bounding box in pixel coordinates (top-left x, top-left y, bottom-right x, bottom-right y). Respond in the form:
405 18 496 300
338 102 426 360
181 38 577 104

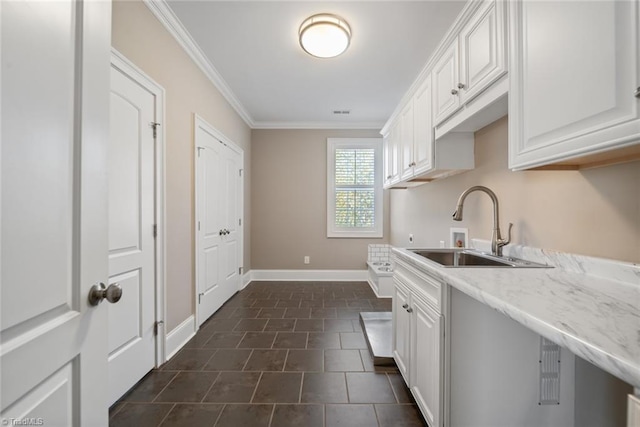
392 281 411 380
392 259 445 427
411 295 443 427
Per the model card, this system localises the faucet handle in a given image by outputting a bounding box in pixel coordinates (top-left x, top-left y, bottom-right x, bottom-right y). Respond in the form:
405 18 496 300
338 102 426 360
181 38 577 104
500 223 513 246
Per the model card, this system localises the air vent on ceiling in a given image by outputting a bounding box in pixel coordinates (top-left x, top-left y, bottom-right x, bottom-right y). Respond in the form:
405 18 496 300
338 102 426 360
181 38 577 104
333 110 351 115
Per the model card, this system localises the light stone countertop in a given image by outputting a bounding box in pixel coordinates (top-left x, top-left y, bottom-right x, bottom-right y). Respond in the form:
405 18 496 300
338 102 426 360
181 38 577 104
391 244 640 388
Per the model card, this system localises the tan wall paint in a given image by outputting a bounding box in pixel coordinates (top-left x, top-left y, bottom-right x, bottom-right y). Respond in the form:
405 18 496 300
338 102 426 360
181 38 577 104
112 0 252 331
251 129 389 270
390 116 640 264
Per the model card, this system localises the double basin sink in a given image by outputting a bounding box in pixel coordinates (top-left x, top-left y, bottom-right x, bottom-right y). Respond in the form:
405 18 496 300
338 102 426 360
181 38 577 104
411 248 551 268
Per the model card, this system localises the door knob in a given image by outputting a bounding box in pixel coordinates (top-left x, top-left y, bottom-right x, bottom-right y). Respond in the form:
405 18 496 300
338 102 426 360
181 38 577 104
88 282 123 306
451 89 458 95
457 82 466 89
402 303 409 309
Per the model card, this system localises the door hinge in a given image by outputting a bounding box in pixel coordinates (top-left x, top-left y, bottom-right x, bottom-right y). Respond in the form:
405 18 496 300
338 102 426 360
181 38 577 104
239 169 243 177
239 267 243 275
153 224 157 238
198 292 204 304
198 221 201 231
197 147 204 157
150 122 161 139
239 218 242 226
153 320 164 336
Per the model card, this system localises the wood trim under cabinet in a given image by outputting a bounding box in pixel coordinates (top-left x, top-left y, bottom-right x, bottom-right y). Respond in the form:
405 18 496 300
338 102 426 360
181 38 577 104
528 144 640 171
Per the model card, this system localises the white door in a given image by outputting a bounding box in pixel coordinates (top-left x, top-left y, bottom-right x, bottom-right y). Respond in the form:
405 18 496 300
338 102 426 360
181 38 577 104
196 132 224 326
107 59 158 405
195 118 243 327
1 1 111 425
219 146 242 303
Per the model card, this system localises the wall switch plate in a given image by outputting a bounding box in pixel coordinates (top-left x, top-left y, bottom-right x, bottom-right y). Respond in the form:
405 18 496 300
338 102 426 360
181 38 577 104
304 256 310 264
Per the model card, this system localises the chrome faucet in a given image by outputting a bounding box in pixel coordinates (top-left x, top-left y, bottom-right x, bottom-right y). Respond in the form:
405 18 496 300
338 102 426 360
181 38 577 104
452 186 512 257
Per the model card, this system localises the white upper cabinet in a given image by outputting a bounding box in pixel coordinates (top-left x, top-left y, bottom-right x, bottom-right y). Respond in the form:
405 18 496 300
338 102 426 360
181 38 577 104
433 0 507 126
400 101 416 181
383 122 401 187
509 0 640 170
412 77 435 175
433 42 461 125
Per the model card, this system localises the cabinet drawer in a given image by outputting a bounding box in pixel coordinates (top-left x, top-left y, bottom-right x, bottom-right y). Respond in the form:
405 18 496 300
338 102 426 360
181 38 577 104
393 258 443 314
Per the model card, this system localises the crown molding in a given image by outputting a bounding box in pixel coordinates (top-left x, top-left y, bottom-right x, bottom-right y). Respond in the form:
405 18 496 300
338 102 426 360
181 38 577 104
252 120 384 130
143 0 255 127
380 0 485 135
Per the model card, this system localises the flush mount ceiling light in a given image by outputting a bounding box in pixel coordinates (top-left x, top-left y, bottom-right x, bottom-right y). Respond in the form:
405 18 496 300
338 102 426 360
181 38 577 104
299 13 351 58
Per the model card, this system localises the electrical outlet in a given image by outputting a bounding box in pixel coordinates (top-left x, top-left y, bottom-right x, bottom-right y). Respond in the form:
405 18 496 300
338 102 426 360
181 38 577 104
409 234 414 243
304 256 310 264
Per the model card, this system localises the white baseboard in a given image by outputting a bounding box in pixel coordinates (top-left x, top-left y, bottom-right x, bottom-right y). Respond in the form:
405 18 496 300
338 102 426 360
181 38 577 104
165 315 196 360
247 269 368 282
241 272 252 290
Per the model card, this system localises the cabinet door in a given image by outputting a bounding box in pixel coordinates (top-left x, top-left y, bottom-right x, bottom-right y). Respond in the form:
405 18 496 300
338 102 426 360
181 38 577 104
392 282 411 381
412 77 434 175
383 133 393 187
459 0 506 105
400 101 415 181
433 41 460 125
383 123 401 187
509 0 640 169
411 297 443 427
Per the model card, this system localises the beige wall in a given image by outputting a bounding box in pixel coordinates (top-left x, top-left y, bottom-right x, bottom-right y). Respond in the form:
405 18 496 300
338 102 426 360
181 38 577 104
112 0 252 331
390 116 640 264
251 129 389 270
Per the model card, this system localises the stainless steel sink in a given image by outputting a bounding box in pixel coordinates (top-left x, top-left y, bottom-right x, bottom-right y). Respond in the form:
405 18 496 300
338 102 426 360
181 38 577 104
410 249 551 268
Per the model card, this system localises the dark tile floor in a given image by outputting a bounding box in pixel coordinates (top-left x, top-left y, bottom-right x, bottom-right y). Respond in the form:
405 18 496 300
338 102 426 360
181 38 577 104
109 281 427 427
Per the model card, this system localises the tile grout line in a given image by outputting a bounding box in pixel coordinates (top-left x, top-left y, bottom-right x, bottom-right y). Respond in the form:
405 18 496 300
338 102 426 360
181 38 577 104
150 371 180 403
211 403 226 427
248 371 264 403
199 371 221 403
384 372 401 404
154 403 176 427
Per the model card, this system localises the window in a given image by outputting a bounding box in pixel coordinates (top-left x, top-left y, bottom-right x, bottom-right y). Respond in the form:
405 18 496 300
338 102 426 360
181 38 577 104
327 138 383 238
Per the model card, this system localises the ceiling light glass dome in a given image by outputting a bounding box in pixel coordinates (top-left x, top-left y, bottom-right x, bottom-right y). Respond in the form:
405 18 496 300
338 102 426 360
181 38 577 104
299 14 351 58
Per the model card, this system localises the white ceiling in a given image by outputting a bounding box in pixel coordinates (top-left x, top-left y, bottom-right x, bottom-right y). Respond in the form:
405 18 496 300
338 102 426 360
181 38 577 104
163 0 467 129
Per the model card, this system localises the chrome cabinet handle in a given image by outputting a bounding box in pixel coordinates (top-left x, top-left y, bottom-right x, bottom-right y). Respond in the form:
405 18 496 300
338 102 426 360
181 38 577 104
406 307 413 313
402 303 409 309
386 175 392 180
635 86 640 98
458 82 466 89
451 89 458 95
88 282 122 306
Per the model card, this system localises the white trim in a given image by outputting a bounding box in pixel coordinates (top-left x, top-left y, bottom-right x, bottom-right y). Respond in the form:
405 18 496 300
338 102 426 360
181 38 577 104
241 272 252 290
143 0 254 127
165 315 196 360
110 48 168 366
327 138 384 238
252 121 384 130
248 270 368 282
